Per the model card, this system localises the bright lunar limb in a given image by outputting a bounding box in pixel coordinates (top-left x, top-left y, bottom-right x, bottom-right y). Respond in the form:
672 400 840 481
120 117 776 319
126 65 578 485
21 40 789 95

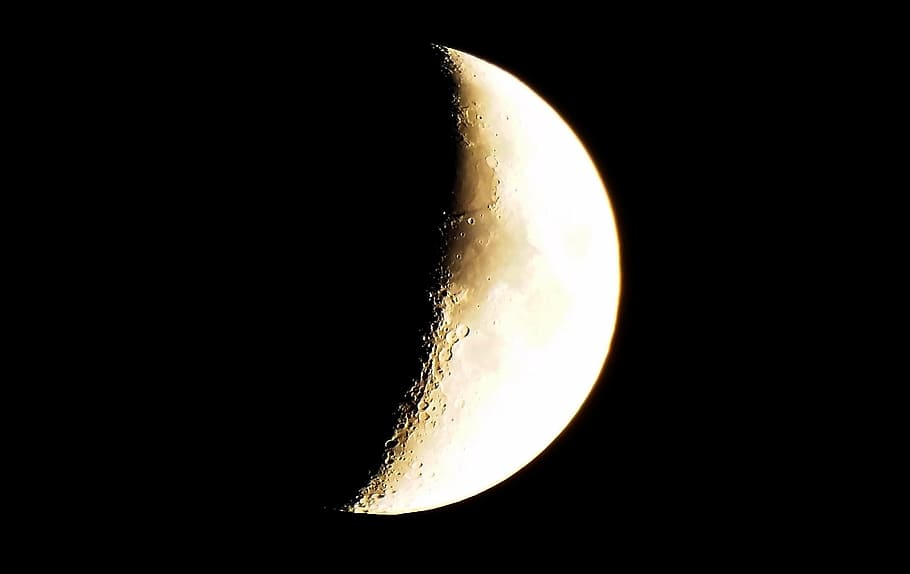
345 46 621 514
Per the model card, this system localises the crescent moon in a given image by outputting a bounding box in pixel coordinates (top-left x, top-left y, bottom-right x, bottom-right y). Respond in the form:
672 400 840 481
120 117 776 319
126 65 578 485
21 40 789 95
345 46 621 514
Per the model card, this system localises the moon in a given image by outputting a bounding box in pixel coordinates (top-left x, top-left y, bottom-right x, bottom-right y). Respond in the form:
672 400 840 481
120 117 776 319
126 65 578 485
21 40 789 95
344 46 621 514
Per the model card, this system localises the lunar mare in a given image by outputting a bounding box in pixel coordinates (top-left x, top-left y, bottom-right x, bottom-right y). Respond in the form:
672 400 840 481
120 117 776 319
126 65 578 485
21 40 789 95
346 47 621 514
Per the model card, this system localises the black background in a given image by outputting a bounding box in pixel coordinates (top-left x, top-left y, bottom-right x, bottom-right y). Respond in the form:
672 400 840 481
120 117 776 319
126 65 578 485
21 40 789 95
37 16 868 561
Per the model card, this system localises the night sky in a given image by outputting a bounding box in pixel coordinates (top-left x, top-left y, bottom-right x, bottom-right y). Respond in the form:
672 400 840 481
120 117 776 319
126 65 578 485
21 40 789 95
51 18 852 560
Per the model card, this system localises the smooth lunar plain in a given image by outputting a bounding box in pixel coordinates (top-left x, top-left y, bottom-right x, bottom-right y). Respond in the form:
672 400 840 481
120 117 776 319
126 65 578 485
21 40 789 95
346 47 621 514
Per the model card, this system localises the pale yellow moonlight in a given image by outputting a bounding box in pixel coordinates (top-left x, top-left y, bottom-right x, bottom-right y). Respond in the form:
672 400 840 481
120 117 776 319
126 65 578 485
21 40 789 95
345 46 621 514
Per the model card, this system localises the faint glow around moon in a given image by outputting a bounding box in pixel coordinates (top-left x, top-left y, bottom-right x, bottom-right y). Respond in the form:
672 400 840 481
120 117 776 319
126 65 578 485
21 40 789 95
346 46 621 514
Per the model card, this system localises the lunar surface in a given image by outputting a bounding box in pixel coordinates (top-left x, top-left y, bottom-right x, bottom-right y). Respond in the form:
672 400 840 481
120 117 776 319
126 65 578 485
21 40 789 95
344 46 621 514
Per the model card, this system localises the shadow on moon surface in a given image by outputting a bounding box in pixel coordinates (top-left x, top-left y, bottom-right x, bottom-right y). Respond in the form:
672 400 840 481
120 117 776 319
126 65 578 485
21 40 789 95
119 44 465 512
